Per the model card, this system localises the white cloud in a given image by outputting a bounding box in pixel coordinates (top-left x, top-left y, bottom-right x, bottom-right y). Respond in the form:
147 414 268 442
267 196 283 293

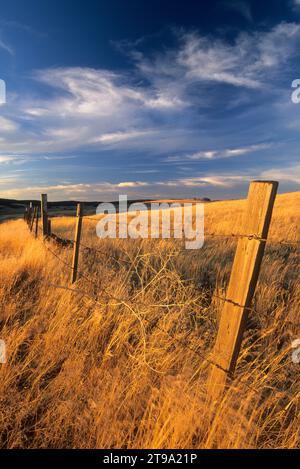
170 175 249 188
260 165 300 184
42 155 77 161
189 151 217 160
0 117 18 132
177 34 261 89
0 36 14 55
90 130 154 144
0 180 151 199
166 143 271 162
0 183 92 198
135 23 300 91
117 181 149 188
0 66 188 156
4 164 298 200
0 156 20 164
222 144 271 157
0 174 250 200
183 23 300 87
34 67 185 116
0 177 19 186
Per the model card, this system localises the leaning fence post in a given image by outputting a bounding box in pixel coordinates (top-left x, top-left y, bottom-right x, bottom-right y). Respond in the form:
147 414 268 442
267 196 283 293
70 203 83 284
41 194 48 237
207 181 278 404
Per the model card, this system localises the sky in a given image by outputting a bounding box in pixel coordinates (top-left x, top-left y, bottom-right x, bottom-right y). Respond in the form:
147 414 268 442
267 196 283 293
0 0 300 201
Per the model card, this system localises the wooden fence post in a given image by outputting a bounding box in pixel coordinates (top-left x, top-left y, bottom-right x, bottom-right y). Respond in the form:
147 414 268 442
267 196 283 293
48 219 52 236
41 194 48 237
70 203 83 284
207 181 278 404
35 207 39 238
30 206 36 232
28 202 32 226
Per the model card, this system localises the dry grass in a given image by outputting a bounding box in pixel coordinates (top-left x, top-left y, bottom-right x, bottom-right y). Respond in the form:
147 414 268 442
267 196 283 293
0 191 299 448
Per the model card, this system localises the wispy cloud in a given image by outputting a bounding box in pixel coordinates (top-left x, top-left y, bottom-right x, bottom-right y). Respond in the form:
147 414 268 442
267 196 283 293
166 143 271 162
0 117 18 132
161 175 249 188
0 180 151 199
134 23 300 91
293 0 300 8
260 165 300 184
1 22 300 200
1 163 299 200
0 22 299 160
0 156 22 164
221 1 253 22
0 35 14 55
117 181 149 188
90 130 155 144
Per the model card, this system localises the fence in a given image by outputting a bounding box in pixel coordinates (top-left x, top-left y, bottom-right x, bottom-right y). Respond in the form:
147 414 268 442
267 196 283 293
23 181 300 408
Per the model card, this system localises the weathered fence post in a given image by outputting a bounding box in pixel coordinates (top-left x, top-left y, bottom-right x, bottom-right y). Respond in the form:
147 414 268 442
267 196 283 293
41 194 48 237
48 219 52 236
70 203 83 284
207 181 278 404
35 206 39 239
28 202 32 226
30 206 36 232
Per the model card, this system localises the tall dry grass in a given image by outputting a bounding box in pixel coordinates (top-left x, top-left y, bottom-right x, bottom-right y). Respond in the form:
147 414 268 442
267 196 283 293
0 192 299 448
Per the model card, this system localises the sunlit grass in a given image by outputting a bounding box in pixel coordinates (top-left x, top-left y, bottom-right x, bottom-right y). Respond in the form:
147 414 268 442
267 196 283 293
0 192 299 448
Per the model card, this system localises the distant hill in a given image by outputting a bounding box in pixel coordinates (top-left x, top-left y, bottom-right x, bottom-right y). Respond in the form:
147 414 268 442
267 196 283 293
0 198 100 209
0 196 211 221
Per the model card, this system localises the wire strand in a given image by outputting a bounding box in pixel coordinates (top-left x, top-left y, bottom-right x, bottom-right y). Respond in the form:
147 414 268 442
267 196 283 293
26 219 299 414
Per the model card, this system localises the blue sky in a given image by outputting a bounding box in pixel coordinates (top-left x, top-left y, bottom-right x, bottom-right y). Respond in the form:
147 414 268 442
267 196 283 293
0 0 300 201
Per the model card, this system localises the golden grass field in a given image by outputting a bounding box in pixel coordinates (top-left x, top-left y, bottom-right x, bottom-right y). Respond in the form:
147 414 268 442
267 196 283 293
0 191 299 448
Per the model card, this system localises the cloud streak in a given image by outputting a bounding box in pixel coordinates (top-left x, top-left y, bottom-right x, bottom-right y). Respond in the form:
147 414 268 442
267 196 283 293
0 35 14 55
166 143 271 162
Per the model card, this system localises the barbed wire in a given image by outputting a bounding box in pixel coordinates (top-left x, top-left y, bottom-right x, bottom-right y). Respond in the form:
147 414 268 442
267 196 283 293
79 240 132 266
29 217 299 311
81 215 300 247
45 281 231 375
40 236 228 307
23 217 299 414
24 204 300 241
77 234 299 266
29 211 300 248
40 237 259 366
44 280 298 414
